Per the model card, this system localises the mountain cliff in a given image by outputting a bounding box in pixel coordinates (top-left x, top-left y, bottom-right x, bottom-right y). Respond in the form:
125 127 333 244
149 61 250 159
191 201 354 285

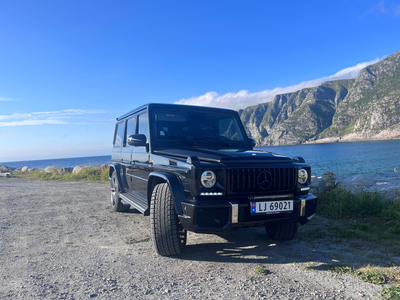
239 50 400 146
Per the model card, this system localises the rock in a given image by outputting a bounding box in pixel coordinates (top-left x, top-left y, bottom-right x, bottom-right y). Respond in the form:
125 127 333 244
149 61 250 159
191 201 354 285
0 165 15 172
72 165 89 174
311 173 338 196
44 166 57 173
337 173 400 201
21 166 29 173
27 168 37 173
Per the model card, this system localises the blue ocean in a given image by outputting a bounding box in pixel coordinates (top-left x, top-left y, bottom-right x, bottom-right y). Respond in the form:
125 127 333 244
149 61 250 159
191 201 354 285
1 140 399 177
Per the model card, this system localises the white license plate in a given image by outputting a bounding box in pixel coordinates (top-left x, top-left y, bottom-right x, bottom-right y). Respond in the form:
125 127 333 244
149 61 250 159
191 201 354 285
251 200 293 214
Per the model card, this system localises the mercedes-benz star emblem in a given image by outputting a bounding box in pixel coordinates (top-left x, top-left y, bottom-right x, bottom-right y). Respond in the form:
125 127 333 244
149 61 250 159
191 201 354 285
257 171 273 190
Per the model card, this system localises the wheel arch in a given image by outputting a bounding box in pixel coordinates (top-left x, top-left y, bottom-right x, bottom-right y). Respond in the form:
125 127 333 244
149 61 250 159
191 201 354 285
148 172 186 216
109 163 125 193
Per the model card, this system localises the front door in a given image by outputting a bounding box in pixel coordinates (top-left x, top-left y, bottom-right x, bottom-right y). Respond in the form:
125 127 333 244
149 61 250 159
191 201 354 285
128 110 152 197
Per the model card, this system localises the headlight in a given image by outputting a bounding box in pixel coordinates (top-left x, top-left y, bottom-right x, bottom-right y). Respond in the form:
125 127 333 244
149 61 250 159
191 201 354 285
298 169 308 185
201 171 216 188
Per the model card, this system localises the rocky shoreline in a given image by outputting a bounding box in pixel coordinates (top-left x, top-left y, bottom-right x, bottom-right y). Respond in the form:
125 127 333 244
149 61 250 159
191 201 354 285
311 172 400 202
0 164 108 176
2 163 399 202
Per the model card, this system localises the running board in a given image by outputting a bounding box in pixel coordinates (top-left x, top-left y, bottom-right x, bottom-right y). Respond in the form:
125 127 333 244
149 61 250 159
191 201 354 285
120 192 149 215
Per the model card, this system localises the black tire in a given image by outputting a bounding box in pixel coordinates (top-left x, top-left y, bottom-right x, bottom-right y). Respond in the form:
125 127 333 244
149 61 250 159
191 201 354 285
150 183 187 256
266 221 298 240
110 171 130 212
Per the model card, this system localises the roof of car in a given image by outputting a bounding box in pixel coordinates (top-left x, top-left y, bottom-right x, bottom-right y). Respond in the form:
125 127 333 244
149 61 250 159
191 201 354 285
116 103 237 121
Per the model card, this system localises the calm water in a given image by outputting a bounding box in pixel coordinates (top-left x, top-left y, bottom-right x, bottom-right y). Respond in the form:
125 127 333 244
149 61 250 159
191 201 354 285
260 140 400 177
1 140 399 177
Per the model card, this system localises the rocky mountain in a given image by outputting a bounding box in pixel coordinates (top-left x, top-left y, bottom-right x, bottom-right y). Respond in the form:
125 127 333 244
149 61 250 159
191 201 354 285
239 49 400 146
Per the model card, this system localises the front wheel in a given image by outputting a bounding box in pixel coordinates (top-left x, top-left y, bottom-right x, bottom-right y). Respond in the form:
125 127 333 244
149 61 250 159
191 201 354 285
150 183 187 256
266 221 298 240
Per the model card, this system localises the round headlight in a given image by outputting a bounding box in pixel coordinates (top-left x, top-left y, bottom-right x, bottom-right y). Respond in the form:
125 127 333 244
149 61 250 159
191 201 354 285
298 169 308 185
201 171 216 188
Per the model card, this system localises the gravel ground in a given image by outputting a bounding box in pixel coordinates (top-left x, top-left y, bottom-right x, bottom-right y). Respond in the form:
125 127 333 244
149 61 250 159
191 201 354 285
0 179 398 299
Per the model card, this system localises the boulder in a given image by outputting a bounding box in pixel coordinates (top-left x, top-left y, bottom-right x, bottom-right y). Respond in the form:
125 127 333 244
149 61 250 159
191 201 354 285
57 167 73 175
311 172 338 196
72 165 89 174
337 173 400 202
44 166 57 173
21 166 29 173
0 165 15 172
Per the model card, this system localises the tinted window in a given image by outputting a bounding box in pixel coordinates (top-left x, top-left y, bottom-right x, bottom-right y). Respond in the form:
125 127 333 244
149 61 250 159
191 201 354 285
154 111 245 141
114 122 125 147
138 112 149 142
126 117 135 144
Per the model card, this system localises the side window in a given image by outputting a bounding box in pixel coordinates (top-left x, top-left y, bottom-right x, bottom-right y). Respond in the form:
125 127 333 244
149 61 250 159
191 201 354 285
113 121 125 147
126 117 135 144
138 112 149 143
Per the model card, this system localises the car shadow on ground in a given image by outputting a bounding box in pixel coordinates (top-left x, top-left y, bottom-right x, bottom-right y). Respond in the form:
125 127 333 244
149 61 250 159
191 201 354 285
177 227 316 264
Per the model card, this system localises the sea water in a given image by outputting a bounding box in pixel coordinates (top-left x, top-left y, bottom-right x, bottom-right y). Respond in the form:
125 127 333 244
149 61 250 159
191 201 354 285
1 140 399 177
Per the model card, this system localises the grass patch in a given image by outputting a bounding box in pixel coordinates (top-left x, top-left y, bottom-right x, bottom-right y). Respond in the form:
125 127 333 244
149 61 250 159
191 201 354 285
254 266 271 275
381 285 400 299
11 165 109 183
322 263 400 286
317 187 384 218
314 174 400 249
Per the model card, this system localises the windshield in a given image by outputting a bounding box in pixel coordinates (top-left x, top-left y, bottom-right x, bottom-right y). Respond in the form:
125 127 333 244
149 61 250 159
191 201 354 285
154 110 245 143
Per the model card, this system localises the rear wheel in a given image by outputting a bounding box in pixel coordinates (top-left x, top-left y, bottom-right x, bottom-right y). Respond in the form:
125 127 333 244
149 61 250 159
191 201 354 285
110 171 130 212
266 221 298 240
150 183 187 256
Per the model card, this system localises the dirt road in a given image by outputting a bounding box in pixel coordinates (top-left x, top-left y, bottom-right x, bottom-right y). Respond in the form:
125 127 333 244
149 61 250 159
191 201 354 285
0 180 396 299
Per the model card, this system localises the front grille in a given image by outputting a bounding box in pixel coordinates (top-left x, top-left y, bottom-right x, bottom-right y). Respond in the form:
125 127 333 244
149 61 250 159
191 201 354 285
229 167 296 194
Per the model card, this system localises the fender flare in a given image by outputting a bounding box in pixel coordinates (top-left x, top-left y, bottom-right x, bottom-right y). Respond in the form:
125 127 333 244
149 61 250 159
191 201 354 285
148 172 186 215
109 163 126 193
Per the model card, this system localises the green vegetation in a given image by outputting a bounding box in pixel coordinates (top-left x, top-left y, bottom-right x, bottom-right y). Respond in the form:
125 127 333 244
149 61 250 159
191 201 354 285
312 173 400 252
381 285 400 299
10 165 109 183
254 266 270 275
323 264 400 285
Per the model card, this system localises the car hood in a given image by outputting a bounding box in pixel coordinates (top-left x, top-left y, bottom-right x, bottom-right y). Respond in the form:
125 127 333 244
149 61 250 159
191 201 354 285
153 148 293 164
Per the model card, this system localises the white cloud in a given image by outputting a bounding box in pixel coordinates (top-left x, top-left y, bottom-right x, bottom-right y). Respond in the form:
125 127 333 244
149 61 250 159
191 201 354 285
360 0 400 18
0 97 14 101
0 109 107 126
175 58 382 110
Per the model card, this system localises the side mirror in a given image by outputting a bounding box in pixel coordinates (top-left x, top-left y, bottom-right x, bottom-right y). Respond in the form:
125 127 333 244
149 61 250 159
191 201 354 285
248 138 256 147
127 134 147 146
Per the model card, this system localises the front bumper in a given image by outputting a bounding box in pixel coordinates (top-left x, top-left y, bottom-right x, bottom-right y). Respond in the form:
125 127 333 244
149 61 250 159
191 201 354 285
178 193 317 233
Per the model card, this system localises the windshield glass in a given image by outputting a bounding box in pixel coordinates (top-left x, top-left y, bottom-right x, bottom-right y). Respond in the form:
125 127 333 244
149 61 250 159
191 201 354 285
154 110 245 142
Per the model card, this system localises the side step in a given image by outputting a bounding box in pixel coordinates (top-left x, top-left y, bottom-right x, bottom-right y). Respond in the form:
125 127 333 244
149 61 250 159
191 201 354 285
120 191 149 215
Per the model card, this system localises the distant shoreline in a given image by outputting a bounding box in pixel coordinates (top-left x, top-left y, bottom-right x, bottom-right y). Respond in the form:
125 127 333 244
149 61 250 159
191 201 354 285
260 136 400 147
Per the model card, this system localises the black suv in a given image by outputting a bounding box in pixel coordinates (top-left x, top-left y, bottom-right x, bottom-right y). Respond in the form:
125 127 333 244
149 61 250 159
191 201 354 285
110 103 317 256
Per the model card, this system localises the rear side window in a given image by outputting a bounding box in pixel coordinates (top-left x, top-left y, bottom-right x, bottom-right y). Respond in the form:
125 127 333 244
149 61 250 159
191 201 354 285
126 117 135 144
113 121 125 147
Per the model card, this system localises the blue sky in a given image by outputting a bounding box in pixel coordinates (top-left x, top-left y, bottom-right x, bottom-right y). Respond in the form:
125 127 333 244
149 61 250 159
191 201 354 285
1 0 400 162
